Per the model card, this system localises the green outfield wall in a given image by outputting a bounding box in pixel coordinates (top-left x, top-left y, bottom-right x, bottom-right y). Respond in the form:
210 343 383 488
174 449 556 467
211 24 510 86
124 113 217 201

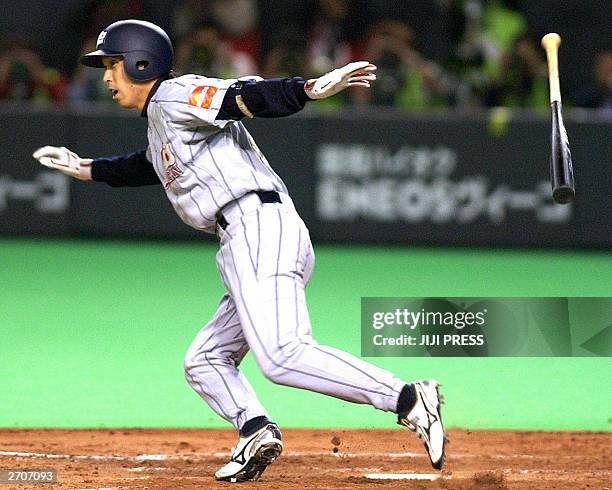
1 238 610 430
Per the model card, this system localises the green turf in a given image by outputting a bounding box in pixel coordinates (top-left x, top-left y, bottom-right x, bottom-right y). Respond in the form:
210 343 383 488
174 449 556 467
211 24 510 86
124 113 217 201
1 238 610 430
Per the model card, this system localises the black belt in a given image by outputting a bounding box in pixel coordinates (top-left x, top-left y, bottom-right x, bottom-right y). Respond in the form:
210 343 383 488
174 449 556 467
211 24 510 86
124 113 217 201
217 191 281 230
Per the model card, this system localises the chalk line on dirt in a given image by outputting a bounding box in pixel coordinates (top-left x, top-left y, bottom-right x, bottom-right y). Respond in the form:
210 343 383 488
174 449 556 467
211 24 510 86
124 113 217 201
0 449 542 462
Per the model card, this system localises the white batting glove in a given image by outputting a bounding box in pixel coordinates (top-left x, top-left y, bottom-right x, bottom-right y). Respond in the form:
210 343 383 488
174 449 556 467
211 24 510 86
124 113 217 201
32 146 93 181
304 61 377 100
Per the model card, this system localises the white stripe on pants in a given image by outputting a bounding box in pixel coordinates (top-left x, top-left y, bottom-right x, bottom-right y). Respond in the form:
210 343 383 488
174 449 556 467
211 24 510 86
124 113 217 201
184 195 405 430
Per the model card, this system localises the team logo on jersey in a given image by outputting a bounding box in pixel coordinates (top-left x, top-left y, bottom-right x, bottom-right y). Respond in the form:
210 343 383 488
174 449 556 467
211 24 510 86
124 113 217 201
160 143 183 189
188 85 218 109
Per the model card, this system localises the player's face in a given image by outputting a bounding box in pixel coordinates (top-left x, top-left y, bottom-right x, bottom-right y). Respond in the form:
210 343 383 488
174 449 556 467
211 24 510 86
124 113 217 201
101 57 145 110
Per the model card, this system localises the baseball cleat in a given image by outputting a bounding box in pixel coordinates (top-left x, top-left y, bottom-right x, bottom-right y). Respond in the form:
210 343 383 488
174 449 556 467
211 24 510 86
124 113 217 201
215 423 283 482
398 379 446 469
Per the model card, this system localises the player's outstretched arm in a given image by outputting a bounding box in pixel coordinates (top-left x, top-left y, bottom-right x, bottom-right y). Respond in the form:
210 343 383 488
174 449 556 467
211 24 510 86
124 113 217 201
304 61 377 99
32 146 93 181
33 147 161 187
215 61 377 121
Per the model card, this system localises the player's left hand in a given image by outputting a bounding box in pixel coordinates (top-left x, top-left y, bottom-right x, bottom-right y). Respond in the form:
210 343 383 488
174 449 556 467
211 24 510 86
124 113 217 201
304 61 377 100
32 146 93 181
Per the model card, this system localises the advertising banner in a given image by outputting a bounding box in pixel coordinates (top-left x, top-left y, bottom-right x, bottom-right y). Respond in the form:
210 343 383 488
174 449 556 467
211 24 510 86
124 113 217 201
309 114 611 247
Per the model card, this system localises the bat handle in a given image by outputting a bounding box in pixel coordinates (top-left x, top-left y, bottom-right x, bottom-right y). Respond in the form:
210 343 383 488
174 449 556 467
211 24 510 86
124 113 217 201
541 33 562 103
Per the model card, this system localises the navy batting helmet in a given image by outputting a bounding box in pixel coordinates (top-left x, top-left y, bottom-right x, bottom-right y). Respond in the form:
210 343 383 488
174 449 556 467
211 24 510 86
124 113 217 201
81 20 174 82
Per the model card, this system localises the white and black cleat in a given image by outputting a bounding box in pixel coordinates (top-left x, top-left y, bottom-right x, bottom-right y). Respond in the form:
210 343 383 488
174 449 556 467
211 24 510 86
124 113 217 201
398 379 446 470
215 423 283 482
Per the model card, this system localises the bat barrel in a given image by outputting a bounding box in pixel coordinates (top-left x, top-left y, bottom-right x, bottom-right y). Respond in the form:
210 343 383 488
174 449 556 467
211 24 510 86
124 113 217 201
553 186 575 204
550 101 575 204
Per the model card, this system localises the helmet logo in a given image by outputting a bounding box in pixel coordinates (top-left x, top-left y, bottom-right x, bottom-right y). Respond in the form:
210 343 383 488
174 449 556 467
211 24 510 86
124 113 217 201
96 30 108 47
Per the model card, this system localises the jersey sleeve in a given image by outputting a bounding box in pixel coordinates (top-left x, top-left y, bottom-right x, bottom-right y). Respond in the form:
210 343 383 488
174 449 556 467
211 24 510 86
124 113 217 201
154 77 237 128
91 148 161 187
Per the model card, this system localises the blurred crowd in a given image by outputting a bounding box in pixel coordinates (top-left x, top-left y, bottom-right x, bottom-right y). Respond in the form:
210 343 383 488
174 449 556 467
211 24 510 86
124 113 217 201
0 0 610 113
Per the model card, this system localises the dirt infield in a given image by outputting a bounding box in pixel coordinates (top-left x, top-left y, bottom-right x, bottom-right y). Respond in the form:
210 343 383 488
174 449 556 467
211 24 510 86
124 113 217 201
0 429 610 489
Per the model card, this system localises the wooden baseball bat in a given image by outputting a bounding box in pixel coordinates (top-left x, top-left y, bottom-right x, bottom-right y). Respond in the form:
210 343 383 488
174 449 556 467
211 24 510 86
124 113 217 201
541 33 575 204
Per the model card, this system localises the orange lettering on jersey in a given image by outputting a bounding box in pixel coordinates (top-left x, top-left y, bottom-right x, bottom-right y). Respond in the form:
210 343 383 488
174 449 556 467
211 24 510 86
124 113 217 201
188 86 205 107
188 85 218 109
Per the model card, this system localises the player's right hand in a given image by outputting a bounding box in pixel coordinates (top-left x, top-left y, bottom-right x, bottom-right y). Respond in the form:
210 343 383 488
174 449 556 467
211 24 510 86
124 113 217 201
32 146 93 181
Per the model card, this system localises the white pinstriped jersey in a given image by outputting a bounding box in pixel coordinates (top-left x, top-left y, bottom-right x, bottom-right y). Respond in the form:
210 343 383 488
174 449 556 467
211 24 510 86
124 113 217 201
145 74 287 233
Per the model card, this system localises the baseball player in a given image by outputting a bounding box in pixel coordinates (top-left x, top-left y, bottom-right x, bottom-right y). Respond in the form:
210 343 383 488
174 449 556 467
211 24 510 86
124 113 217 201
33 20 446 482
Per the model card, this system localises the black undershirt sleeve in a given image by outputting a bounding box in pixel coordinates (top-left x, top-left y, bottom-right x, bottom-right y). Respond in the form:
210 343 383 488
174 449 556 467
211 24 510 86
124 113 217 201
91 149 161 187
217 77 311 120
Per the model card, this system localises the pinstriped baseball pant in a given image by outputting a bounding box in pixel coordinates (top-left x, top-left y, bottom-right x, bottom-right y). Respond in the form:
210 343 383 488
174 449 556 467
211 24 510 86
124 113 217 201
184 194 406 431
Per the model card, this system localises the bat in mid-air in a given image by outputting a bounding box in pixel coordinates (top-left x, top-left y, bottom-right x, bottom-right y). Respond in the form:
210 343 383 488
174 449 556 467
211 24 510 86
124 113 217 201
541 33 575 204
